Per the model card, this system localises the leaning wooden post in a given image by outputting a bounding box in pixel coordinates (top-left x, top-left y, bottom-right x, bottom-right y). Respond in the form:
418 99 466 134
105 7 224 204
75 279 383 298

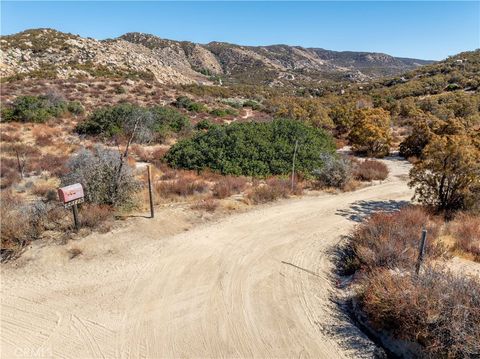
147 165 154 218
415 227 428 275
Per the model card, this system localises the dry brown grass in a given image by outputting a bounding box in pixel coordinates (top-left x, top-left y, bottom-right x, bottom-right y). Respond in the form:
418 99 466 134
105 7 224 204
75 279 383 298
212 176 247 199
31 182 55 198
353 159 389 181
360 267 480 358
342 179 362 192
155 177 208 198
191 197 219 212
29 153 68 177
32 125 61 147
0 191 29 252
449 213 480 261
341 206 444 274
0 158 20 188
1 133 21 143
79 203 114 232
247 177 301 204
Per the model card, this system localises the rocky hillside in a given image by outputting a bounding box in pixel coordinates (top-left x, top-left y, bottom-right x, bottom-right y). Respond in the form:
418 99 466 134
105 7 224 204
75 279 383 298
1 28 434 86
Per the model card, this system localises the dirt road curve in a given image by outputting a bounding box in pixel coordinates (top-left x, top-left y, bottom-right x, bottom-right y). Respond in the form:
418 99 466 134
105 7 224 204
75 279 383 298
1 157 413 359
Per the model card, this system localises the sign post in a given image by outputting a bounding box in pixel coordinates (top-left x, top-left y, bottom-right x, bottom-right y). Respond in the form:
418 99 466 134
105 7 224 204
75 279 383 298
58 183 85 231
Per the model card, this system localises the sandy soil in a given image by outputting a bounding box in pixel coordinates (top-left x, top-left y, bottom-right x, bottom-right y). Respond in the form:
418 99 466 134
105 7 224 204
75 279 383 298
1 157 414 358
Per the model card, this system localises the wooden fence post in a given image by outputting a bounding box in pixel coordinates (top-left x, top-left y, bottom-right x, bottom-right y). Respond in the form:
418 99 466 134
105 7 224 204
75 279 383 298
72 204 80 231
147 165 154 218
415 227 427 275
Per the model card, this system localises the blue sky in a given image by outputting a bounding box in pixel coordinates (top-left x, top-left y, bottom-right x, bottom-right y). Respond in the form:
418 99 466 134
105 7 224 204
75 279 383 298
1 1 479 60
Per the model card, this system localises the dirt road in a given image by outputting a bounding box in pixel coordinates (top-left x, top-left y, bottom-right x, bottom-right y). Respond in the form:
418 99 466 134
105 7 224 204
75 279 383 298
1 157 413 358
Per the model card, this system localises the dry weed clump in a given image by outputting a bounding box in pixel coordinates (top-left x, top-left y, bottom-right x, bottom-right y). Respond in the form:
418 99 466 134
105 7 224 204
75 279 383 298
131 145 168 166
0 159 20 188
0 191 29 253
248 178 301 204
32 125 60 146
1 133 21 143
79 203 114 231
1 189 115 260
34 133 54 147
155 177 208 198
343 206 443 273
359 267 480 358
449 213 480 260
353 159 389 181
31 182 55 198
191 198 219 212
130 144 151 162
0 192 67 259
29 153 69 177
212 176 247 199
157 164 178 180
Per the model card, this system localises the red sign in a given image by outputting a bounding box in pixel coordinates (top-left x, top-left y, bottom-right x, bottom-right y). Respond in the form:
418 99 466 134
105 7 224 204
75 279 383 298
58 183 84 204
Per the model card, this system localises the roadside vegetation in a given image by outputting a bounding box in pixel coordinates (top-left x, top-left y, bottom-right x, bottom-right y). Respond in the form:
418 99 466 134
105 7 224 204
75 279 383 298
337 206 480 357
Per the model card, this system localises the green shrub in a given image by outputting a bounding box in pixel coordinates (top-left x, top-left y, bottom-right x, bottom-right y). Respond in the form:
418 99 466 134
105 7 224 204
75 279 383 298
173 96 206 112
165 119 335 177
209 108 238 117
66 101 85 115
243 99 262 110
1 94 82 123
195 119 218 131
75 103 191 141
115 86 126 94
76 103 138 138
151 106 191 133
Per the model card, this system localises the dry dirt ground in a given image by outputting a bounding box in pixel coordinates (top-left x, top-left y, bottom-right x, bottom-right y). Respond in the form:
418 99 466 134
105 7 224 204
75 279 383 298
1 157 413 359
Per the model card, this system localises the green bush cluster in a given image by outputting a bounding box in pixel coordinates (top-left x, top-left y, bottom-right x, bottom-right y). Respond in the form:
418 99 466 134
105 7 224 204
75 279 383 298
195 119 218 131
209 108 238 117
165 119 335 177
75 103 191 141
173 96 206 112
1 95 84 123
242 99 262 110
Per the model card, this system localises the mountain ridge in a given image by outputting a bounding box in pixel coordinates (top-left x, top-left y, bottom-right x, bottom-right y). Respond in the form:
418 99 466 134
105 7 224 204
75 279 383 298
1 28 435 86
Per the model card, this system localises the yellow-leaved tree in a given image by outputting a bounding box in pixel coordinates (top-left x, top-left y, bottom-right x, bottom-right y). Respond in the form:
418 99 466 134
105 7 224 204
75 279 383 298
267 97 334 129
348 108 392 157
408 134 480 213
